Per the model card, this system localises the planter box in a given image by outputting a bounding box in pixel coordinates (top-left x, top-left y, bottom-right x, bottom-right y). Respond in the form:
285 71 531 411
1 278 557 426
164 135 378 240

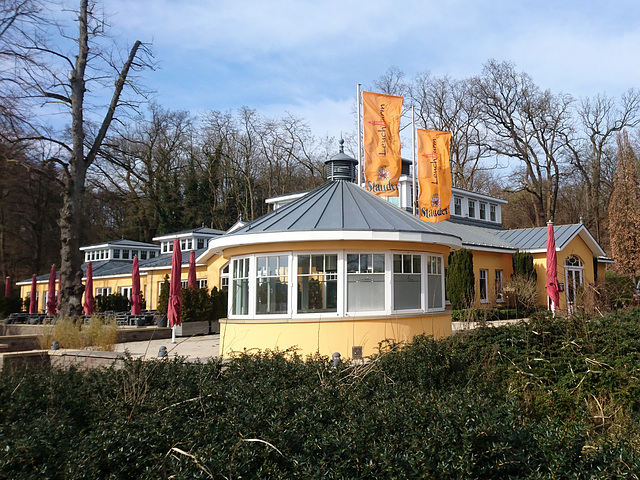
174 320 211 337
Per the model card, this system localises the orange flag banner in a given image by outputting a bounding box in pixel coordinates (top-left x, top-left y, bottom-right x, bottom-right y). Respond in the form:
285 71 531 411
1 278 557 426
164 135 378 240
417 129 452 222
362 91 403 197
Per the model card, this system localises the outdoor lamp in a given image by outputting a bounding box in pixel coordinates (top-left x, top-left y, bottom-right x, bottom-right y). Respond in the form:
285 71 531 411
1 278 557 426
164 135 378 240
332 352 341 367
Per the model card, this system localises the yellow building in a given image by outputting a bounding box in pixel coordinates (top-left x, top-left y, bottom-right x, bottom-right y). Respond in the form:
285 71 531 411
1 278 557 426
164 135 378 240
17 147 610 359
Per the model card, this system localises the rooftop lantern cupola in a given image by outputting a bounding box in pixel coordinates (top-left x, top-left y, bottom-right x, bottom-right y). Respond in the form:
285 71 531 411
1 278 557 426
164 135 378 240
325 138 358 183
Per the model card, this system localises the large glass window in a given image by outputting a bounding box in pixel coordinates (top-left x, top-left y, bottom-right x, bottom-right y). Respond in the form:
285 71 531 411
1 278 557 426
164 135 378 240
479 269 488 303
393 254 421 310
256 255 288 314
347 253 385 312
232 258 250 315
297 254 337 313
427 256 443 309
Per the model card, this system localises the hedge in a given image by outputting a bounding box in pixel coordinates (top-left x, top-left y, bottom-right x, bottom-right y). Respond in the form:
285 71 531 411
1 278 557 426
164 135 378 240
2 310 640 478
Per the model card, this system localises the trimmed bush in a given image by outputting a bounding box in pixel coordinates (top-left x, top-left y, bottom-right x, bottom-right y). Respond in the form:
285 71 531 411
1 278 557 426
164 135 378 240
3 310 640 478
446 248 475 310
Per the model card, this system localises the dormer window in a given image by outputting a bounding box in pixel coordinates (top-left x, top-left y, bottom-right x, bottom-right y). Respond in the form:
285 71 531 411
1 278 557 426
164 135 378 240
468 200 476 218
141 250 147 260
149 251 156 259
490 205 497 222
197 238 205 250
187 239 192 250
122 249 130 260
479 203 486 220
454 196 462 216
131 250 138 258
162 243 168 253
113 249 120 259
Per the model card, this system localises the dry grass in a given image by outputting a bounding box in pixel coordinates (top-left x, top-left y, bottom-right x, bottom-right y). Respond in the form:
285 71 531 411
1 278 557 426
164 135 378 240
37 316 118 351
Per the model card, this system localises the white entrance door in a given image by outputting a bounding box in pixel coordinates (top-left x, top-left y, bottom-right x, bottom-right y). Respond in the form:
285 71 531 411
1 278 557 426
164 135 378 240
564 256 584 315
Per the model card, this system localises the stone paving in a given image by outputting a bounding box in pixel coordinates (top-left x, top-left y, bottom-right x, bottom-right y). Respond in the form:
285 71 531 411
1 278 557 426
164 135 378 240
114 333 220 360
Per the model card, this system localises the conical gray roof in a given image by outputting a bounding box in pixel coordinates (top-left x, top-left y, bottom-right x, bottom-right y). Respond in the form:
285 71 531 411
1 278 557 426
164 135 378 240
230 180 460 238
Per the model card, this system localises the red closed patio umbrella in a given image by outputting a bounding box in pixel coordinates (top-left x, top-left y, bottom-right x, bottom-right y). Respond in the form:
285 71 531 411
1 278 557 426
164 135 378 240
168 239 182 342
188 250 197 289
29 275 37 314
546 221 560 312
131 256 142 315
4 276 10 297
84 262 95 315
46 265 57 316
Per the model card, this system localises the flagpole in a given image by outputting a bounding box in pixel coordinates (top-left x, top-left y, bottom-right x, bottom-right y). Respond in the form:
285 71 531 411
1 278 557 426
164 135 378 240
357 83 363 186
412 106 416 216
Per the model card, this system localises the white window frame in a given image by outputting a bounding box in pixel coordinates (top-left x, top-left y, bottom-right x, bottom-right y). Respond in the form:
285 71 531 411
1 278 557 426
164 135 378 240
220 263 229 291
495 270 504 303
479 269 488 303
454 196 462 216
96 287 111 297
119 286 132 300
294 252 340 318
392 253 423 313
255 254 290 316
226 250 446 319
479 202 486 220
345 251 388 316
490 204 497 222
468 200 476 218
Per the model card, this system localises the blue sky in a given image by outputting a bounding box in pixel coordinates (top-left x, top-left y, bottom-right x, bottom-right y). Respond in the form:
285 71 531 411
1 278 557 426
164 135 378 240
104 0 640 141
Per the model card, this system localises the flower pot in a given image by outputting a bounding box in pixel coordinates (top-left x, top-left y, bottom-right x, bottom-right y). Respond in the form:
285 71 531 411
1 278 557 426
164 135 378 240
154 315 168 328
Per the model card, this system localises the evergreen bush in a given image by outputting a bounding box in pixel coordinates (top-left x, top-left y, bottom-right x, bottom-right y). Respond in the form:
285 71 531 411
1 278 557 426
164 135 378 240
446 248 475 310
2 310 640 478
156 275 170 315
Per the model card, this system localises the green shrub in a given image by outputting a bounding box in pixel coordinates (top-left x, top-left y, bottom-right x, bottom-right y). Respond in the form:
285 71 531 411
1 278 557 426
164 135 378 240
95 293 129 312
0 295 24 317
181 286 211 322
156 275 169 315
3 310 640 478
446 248 475 310
512 250 537 280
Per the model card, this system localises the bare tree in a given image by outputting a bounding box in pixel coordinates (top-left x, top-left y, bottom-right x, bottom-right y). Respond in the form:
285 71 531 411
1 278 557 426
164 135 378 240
473 60 572 225
3 0 151 316
410 72 496 191
566 91 640 243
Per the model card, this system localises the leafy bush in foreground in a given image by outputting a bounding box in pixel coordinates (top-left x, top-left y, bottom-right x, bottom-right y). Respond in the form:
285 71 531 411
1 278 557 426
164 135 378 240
1 310 640 478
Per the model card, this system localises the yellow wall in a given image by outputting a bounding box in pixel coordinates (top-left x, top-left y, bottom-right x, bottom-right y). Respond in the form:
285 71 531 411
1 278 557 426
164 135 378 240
471 250 514 306
532 234 595 312
219 313 452 359
19 262 214 312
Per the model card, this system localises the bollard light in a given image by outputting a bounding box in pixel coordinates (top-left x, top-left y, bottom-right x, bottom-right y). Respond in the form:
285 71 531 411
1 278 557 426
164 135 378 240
332 352 341 368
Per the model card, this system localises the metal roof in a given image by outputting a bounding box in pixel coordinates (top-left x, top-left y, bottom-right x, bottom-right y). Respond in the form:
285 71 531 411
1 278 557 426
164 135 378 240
429 222 518 251
79 239 160 251
494 224 581 251
493 223 606 256
153 227 225 241
230 180 462 238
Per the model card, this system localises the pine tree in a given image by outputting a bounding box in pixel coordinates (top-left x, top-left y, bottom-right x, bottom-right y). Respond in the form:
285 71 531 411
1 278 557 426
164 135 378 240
609 131 640 278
